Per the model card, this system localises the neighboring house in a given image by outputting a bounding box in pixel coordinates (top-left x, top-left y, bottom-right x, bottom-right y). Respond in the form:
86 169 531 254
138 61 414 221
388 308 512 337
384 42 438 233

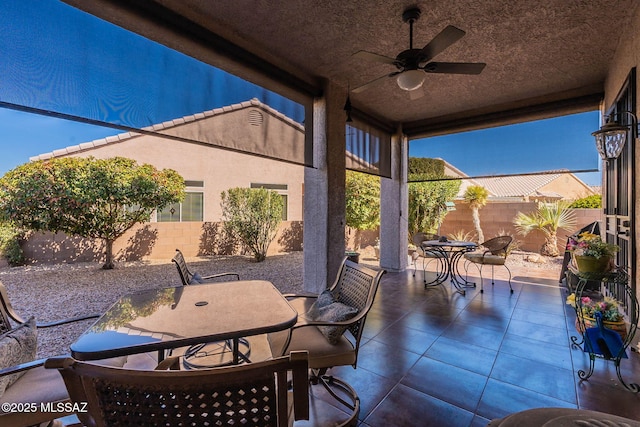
31 98 305 223
437 159 601 252
439 159 595 202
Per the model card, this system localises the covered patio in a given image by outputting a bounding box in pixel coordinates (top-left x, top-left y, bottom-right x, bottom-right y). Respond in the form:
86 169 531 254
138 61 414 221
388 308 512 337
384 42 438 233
3 1 640 425
337 267 640 424
58 0 640 294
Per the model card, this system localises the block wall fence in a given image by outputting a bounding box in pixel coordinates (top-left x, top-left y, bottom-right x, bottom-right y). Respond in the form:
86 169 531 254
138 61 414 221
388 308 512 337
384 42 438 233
438 202 603 253
13 204 601 265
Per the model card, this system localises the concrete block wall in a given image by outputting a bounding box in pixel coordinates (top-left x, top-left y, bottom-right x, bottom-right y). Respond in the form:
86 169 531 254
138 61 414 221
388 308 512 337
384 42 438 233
439 202 603 253
21 221 303 265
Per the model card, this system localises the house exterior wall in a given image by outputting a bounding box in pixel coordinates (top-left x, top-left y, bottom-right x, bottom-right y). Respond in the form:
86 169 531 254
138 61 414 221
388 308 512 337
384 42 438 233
439 201 603 253
537 175 594 200
64 135 304 222
604 4 640 350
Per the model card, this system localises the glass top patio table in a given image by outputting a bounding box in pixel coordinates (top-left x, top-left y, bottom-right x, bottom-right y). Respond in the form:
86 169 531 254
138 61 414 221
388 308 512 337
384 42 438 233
70 280 297 362
421 240 477 295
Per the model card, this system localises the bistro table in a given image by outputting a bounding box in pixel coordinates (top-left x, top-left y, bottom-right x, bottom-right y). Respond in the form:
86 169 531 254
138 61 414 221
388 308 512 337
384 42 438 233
422 240 477 295
70 280 297 364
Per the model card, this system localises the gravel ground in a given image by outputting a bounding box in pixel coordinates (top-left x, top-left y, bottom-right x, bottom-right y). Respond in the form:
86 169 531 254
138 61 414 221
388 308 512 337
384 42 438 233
0 247 561 359
0 252 306 358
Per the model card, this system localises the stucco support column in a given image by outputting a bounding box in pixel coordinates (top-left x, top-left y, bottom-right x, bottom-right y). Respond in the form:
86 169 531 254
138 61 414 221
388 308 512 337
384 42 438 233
303 82 346 293
380 128 408 272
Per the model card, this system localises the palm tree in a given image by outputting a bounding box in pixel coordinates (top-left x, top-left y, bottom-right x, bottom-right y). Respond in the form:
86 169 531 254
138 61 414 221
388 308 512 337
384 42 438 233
463 185 489 243
514 200 577 256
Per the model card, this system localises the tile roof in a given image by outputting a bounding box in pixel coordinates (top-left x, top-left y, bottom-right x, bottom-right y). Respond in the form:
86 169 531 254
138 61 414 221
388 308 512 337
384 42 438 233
471 173 566 198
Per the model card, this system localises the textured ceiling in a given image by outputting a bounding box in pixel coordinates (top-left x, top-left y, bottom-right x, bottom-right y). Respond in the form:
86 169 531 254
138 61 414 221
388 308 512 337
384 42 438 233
65 0 639 136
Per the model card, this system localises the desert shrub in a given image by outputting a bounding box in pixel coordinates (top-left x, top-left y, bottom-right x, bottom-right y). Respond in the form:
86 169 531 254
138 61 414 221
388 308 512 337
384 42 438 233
221 188 284 262
569 195 602 209
0 222 25 266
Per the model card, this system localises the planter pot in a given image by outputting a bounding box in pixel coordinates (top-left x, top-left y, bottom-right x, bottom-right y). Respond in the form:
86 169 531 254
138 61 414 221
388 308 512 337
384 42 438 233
574 255 612 274
575 316 627 340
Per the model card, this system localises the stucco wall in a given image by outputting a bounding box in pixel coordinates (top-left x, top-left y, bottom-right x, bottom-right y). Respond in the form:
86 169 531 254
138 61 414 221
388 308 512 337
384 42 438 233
20 221 303 264
47 104 305 222
538 175 594 200
605 4 640 350
438 202 603 253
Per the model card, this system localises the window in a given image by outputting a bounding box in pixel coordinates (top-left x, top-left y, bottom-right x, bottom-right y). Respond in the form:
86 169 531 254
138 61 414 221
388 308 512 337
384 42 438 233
157 182 204 222
251 183 288 220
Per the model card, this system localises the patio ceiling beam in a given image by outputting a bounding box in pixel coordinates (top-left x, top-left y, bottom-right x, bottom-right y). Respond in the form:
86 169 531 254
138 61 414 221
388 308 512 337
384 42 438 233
403 88 603 139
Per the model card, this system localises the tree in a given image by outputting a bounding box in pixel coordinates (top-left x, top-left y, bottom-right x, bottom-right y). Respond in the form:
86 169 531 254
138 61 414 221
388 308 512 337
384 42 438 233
345 170 380 248
513 200 577 256
221 187 284 262
408 180 460 237
463 185 489 243
0 157 184 269
407 158 460 238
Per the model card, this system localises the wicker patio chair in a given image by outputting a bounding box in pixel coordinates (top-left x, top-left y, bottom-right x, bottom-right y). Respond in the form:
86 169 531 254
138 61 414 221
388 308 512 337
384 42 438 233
464 235 513 293
45 351 311 427
171 248 239 285
268 257 385 426
0 281 102 427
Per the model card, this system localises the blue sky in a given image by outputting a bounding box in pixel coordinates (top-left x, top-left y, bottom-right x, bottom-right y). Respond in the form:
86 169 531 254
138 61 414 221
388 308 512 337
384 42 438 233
410 111 602 185
0 0 602 186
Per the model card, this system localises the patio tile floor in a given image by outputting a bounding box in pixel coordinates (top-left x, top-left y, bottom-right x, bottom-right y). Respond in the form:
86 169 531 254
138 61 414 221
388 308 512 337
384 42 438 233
323 265 640 426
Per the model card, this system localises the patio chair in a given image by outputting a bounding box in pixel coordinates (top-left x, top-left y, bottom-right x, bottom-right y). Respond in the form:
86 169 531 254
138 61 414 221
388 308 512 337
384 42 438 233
411 232 446 284
45 351 311 427
267 257 384 426
463 235 513 293
171 248 239 285
0 281 102 427
171 249 248 367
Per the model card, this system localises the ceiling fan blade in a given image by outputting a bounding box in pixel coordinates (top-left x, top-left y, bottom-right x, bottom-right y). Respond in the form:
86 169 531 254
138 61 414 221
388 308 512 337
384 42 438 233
423 62 486 74
352 50 397 65
418 25 466 62
352 72 399 93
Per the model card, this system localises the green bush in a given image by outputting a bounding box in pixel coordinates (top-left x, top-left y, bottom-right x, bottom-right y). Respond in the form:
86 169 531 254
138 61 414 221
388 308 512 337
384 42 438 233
0 223 25 266
221 188 284 262
569 195 602 209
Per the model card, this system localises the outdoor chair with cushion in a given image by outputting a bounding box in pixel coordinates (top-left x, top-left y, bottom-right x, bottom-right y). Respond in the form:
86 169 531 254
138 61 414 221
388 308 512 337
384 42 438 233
464 235 513 293
46 351 311 427
411 232 446 284
0 280 104 427
268 257 384 426
171 248 240 285
171 249 248 368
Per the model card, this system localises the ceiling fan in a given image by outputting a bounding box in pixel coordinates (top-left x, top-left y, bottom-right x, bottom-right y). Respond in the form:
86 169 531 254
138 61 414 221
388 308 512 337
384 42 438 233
351 7 486 98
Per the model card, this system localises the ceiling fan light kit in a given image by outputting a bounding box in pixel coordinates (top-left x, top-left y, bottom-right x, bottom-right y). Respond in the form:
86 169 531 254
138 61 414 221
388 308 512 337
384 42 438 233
397 69 425 91
351 7 486 95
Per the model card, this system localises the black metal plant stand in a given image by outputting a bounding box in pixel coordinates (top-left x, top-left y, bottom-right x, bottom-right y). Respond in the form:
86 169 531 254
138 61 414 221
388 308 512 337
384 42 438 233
566 267 639 392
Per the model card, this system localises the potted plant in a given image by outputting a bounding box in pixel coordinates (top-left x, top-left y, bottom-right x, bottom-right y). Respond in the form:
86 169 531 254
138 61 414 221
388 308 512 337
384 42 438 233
566 293 627 339
566 232 619 274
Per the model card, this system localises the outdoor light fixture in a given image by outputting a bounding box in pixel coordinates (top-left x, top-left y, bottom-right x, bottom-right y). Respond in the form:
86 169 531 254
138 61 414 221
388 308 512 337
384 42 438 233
344 94 353 123
592 111 638 160
396 69 425 91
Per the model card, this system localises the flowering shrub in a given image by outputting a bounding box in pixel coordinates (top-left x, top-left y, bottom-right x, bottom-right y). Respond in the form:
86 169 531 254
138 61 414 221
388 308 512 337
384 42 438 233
566 293 623 322
566 232 619 259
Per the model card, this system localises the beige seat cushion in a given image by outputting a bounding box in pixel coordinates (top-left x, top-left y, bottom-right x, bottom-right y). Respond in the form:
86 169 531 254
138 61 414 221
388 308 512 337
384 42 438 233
464 253 506 265
269 326 355 370
0 355 137 427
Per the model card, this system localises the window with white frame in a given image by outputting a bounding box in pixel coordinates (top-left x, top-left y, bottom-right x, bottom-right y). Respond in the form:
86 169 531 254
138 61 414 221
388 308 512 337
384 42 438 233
250 183 288 220
157 181 204 222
